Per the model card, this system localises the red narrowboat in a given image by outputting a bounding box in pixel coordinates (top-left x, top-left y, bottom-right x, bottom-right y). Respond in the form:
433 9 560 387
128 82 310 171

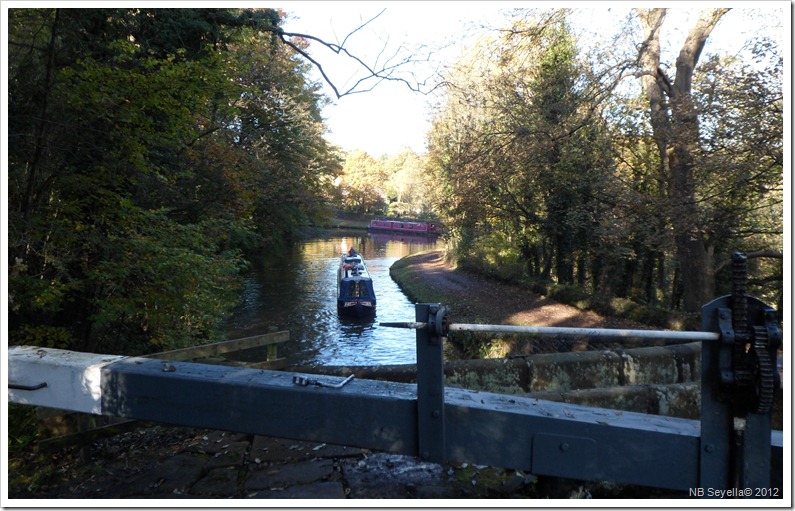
367 219 439 236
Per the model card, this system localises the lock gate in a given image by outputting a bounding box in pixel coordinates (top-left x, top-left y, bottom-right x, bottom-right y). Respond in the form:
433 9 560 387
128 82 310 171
8 254 785 498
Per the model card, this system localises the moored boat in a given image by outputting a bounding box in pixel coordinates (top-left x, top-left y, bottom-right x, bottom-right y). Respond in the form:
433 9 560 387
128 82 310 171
367 219 439 236
337 249 376 317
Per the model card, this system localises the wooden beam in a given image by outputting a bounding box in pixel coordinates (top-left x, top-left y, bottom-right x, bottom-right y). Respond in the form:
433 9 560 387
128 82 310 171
145 331 289 362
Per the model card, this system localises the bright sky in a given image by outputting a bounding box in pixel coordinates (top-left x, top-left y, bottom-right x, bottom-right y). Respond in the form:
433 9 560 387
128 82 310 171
280 1 788 157
281 1 512 156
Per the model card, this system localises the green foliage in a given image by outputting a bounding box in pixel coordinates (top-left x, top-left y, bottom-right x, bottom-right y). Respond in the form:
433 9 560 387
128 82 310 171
626 305 673 329
547 284 590 306
8 8 338 354
8 404 40 454
88 210 248 352
13 325 75 350
456 230 527 283
446 328 504 360
425 8 783 316
427 13 615 293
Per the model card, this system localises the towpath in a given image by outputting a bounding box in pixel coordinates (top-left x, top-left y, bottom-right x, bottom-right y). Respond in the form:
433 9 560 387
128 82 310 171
391 250 656 353
393 250 633 327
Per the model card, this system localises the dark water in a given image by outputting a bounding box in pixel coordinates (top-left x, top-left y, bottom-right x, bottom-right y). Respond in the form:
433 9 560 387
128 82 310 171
223 231 438 366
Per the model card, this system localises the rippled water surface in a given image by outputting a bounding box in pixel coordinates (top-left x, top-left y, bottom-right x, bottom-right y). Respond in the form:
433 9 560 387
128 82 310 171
224 232 437 366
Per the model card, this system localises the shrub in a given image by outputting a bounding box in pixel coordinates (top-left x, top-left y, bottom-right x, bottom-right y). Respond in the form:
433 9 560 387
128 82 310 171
587 297 616 317
609 297 638 316
628 305 675 328
548 284 590 306
530 280 552 296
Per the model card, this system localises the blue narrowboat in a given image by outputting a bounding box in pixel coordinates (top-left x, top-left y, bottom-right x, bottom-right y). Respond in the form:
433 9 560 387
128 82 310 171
337 250 376 317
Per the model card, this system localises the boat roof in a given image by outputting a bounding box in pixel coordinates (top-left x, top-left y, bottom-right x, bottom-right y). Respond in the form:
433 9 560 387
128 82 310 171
341 254 370 279
341 269 371 280
371 220 427 225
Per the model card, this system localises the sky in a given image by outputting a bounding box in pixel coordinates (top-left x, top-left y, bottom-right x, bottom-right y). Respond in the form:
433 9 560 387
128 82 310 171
279 1 788 157
280 1 514 156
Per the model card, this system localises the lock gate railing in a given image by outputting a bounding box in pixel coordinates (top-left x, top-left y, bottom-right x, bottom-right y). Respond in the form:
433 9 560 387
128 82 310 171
7 254 785 499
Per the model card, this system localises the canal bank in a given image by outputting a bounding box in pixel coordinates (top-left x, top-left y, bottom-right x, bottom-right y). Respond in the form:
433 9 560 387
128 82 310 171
388 249 656 340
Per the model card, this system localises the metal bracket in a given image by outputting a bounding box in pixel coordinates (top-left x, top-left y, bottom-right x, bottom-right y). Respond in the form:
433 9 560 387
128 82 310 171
532 433 598 481
292 374 355 389
430 304 450 337
701 294 780 495
8 381 48 391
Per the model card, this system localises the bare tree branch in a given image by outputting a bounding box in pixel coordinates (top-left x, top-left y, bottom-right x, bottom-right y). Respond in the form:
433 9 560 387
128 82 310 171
276 33 344 98
340 9 386 48
268 12 439 99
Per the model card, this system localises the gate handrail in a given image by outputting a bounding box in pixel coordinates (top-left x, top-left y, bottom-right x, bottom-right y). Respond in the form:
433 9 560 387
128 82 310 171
381 321 720 341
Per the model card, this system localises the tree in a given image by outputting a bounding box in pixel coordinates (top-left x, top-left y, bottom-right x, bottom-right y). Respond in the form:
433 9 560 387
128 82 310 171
427 7 782 315
336 150 387 214
220 23 340 248
692 46 784 306
382 150 431 217
635 8 730 312
602 95 673 303
427 12 615 284
7 8 339 354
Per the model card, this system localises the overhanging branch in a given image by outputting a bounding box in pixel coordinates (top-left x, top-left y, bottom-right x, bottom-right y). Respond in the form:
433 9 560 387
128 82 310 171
269 11 438 98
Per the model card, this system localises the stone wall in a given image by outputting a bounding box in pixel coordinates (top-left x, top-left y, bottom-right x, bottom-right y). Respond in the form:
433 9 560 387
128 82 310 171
293 341 783 429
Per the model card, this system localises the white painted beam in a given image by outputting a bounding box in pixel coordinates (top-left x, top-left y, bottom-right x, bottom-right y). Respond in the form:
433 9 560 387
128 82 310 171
8 346 126 414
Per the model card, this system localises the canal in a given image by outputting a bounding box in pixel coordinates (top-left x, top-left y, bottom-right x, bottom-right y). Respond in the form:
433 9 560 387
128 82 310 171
223 231 438 366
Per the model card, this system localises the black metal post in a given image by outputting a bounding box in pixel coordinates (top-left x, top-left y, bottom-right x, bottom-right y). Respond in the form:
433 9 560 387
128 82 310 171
700 300 734 491
701 296 780 497
415 303 446 463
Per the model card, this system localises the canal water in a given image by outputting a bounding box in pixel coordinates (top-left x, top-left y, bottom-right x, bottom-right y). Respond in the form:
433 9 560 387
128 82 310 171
223 231 438 366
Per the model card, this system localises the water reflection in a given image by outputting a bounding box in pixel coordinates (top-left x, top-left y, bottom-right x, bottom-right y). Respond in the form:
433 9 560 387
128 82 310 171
224 231 438 366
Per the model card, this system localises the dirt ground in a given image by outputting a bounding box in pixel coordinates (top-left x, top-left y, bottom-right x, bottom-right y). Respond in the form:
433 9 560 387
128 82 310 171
393 250 660 356
400 250 644 329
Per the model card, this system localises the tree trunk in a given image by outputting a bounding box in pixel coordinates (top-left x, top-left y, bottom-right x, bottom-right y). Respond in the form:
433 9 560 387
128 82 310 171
22 9 60 221
555 231 574 284
577 254 587 287
656 251 666 305
590 254 604 295
641 248 655 303
636 7 729 312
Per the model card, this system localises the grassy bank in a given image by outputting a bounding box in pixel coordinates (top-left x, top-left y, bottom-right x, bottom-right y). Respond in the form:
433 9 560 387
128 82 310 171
390 251 497 320
389 251 451 305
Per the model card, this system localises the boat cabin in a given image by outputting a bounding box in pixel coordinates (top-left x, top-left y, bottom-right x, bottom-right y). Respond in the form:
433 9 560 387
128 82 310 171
337 251 376 317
